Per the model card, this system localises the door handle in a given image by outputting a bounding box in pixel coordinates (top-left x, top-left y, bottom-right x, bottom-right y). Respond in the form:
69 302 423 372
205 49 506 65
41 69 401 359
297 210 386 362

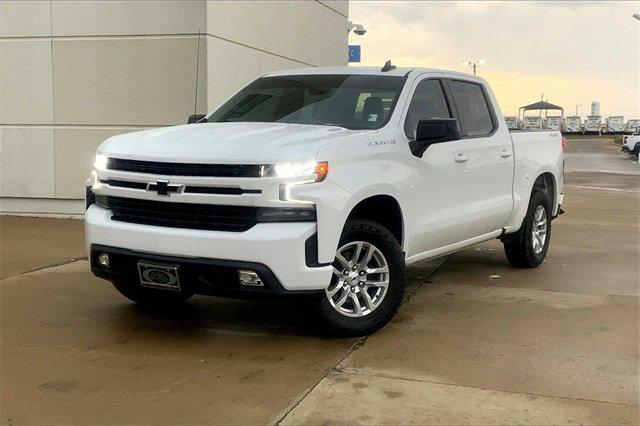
455 153 469 163
500 149 512 158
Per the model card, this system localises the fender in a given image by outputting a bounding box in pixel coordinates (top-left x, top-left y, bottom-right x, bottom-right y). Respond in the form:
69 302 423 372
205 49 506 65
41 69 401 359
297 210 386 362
285 178 406 264
337 185 407 248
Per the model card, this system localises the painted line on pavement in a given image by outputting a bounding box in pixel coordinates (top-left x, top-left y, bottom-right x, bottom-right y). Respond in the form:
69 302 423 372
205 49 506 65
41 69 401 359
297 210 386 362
564 185 639 193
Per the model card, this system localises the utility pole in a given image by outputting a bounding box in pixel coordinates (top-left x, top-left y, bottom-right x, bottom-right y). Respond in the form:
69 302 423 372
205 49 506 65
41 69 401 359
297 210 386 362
462 59 485 76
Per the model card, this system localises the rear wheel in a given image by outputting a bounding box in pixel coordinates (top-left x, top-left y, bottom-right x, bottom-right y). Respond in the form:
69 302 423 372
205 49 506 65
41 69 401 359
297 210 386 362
112 279 193 307
503 190 551 268
318 220 405 336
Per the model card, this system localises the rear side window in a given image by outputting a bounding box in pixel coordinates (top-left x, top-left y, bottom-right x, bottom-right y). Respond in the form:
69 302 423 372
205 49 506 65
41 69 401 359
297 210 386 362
449 80 494 137
404 79 451 139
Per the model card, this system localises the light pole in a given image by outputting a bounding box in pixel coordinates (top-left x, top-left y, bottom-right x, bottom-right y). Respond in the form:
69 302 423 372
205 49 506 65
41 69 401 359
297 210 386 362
462 59 485 76
575 104 581 116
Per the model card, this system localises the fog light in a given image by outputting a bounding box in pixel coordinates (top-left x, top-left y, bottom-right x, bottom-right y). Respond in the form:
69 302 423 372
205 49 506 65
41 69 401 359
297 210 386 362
98 253 110 268
238 270 263 287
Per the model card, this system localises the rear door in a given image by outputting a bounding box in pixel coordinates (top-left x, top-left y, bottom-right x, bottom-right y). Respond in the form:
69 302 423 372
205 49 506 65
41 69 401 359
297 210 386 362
446 79 514 235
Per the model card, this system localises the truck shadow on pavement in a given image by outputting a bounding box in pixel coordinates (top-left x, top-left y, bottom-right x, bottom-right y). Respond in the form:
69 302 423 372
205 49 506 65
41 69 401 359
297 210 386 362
99 293 338 340
96 254 494 341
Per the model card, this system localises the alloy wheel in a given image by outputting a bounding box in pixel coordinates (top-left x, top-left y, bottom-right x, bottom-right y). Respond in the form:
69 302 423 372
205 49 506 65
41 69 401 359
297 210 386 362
325 241 389 318
532 205 548 254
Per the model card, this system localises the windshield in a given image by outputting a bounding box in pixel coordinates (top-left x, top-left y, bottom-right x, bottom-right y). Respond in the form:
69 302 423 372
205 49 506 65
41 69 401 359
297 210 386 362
206 74 405 130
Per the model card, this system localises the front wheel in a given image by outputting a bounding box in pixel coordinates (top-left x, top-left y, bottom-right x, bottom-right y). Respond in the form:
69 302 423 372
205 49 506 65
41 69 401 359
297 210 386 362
503 190 552 268
318 220 405 336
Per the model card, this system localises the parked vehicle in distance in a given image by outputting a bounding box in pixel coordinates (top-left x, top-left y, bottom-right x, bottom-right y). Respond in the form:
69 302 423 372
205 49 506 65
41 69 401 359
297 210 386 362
563 116 582 133
625 119 640 133
504 116 519 130
622 132 640 158
545 117 562 131
85 65 565 335
584 116 602 133
605 116 624 133
523 116 544 129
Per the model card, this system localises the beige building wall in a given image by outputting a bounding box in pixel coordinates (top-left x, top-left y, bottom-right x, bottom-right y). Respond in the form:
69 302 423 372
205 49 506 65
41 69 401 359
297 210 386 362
0 0 348 216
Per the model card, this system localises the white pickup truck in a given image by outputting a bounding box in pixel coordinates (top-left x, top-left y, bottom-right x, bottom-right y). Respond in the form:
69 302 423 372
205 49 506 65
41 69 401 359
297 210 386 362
86 64 564 335
622 132 640 158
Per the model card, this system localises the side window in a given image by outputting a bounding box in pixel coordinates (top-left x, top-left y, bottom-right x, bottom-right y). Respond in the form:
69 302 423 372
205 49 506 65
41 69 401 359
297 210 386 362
404 79 451 139
449 80 494 137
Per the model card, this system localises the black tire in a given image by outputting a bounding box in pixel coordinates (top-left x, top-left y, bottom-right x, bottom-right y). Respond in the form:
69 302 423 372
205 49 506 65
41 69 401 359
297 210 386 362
318 219 406 336
112 279 193 307
503 190 552 268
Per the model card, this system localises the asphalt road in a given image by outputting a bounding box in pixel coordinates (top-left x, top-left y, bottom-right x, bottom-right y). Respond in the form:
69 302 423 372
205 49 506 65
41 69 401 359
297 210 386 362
1 138 638 424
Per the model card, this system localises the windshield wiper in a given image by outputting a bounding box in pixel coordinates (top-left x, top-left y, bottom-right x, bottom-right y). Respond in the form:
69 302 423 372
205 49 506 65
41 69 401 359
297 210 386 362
319 123 374 131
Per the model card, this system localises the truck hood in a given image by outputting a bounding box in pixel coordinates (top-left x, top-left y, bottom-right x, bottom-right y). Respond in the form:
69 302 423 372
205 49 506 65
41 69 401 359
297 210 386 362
99 122 368 163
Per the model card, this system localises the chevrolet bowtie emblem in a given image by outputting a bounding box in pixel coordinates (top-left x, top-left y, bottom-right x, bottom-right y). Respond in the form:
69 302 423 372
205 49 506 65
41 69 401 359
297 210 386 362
146 180 184 196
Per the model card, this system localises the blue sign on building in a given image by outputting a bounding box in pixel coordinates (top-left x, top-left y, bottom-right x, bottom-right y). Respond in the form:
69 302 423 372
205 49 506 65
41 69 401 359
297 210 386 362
348 45 361 63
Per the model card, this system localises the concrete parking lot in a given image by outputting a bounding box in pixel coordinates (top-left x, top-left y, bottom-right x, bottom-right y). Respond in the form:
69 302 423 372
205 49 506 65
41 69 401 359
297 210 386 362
1 138 638 424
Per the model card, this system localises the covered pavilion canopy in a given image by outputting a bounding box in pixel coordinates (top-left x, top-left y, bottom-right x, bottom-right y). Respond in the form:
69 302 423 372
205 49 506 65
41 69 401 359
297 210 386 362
519 100 564 119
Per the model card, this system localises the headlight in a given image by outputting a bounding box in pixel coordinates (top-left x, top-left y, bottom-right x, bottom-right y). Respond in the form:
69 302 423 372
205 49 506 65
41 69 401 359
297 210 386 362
95 195 108 209
263 161 328 182
93 153 108 171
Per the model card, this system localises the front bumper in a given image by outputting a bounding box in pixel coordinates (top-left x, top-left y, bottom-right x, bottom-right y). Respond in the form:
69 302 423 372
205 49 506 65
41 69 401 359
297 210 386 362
85 205 332 292
90 245 322 297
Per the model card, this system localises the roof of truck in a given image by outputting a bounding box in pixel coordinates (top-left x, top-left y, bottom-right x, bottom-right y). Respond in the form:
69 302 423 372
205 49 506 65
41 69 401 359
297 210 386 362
264 66 481 80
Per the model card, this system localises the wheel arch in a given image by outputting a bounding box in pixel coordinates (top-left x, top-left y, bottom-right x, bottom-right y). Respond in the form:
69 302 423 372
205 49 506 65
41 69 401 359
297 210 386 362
343 194 405 249
532 172 557 211
504 169 559 236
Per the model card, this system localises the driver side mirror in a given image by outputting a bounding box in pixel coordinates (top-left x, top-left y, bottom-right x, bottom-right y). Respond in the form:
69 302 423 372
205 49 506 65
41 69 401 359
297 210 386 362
188 114 206 124
411 118 461 157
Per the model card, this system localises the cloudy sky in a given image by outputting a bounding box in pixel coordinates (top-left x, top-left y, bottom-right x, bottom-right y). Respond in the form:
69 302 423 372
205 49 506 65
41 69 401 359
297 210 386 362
348 1 639 118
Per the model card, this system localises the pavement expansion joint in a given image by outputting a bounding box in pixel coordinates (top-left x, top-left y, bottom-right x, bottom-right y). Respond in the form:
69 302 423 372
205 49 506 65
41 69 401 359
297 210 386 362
277 255 462 425
273 336 370 425
404 254 454 303
333 368 640 409
1 257 87 281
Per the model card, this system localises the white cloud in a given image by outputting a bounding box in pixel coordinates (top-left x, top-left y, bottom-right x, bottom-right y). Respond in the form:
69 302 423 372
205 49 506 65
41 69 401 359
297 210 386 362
349 1 639 117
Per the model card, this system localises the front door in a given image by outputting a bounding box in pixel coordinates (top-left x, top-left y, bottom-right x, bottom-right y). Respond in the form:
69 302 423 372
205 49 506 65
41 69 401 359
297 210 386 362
404 78 478 256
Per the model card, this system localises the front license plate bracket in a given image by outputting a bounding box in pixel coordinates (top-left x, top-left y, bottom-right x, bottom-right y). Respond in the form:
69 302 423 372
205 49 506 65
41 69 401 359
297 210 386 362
137 262 181 292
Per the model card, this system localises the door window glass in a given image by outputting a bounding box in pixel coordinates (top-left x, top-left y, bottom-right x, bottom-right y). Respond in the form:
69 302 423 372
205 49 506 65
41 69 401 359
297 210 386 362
404 79 451 139
449 81 494 137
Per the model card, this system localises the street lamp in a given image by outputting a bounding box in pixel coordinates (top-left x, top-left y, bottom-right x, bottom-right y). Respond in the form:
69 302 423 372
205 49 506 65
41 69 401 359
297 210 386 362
633 13 640 21
462 59 485 75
